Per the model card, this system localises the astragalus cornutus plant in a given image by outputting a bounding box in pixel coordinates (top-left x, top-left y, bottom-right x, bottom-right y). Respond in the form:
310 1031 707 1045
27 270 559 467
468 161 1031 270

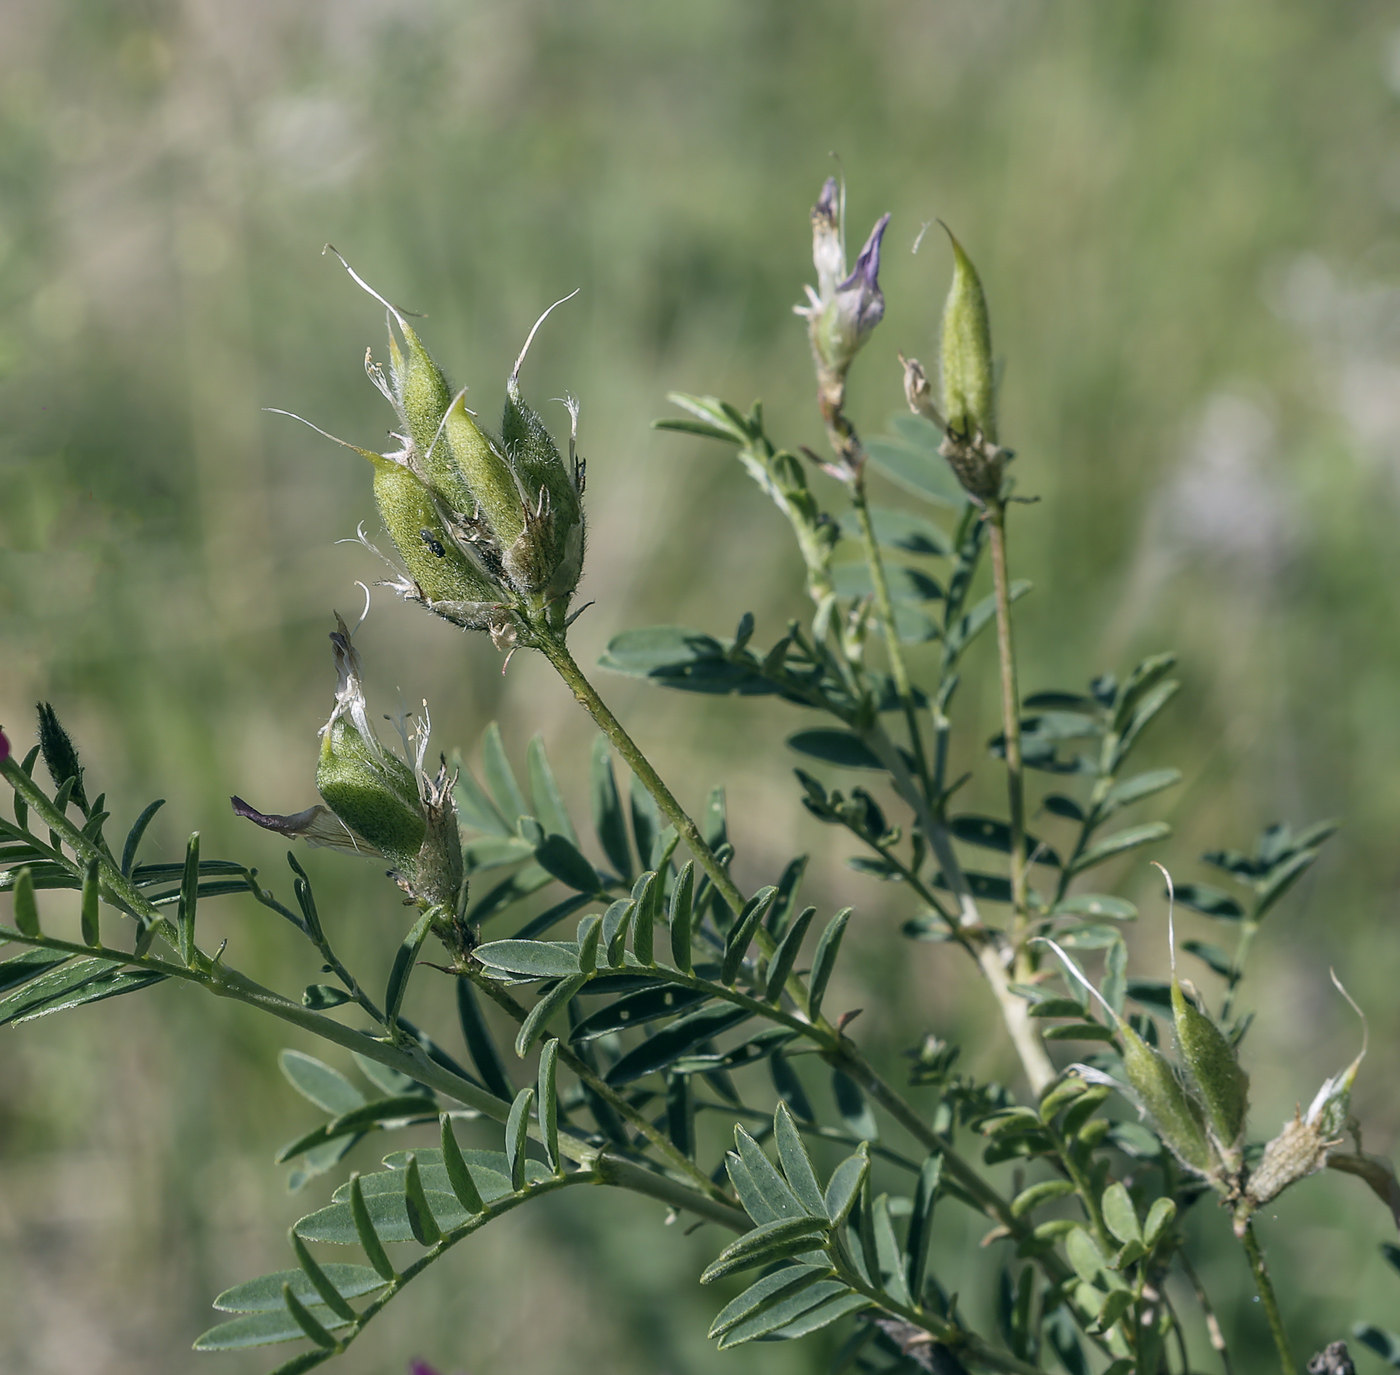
3 179 1397 1375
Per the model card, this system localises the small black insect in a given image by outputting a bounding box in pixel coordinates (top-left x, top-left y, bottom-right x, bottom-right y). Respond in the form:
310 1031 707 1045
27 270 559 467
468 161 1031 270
419 528 446 558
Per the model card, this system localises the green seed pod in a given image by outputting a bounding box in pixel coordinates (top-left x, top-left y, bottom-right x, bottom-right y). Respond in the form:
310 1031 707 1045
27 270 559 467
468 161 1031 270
317 716 425 867
939 227 996 444
387 321 452 462
1172 974 1249 1162
370 453 500 604
501 381 584 599
444 393 524 550
1120 1022 1218 1179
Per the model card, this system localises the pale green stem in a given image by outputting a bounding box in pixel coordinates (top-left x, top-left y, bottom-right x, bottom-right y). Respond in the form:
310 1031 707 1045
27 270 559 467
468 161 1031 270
1239 1223 1296 1375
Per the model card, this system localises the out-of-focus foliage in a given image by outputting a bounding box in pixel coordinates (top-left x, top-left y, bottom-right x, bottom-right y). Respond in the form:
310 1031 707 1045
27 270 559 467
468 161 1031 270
3 1 1400 1371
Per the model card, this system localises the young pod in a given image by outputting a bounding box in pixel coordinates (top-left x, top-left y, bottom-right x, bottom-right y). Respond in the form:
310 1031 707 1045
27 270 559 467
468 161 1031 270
387 321 453 463
1120 1022 1221 1181
939 227 996 445
316 716 426 868
1172 975 1249 1170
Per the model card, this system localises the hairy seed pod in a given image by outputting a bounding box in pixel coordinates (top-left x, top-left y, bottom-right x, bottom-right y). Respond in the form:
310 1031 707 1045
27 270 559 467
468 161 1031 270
444 393 524 550
316 717 425 866
1120 1023 1219 1179
939 227 996 444
387 322 452 462
370 454 500 603
1172 975 1249 1165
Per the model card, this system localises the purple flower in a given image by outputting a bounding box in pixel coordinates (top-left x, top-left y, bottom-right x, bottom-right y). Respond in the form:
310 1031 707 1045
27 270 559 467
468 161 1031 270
0 727 9 765
796 178 890 377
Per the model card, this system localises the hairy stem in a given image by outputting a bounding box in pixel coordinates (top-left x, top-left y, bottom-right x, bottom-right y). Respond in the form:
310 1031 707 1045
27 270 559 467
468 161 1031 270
533 628 744 915
986 504 1029 939
851 476 929 790
1239 1223 1296 1375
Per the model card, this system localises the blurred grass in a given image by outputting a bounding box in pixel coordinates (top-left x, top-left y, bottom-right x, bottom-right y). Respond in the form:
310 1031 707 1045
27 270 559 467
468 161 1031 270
4 0 1400 1370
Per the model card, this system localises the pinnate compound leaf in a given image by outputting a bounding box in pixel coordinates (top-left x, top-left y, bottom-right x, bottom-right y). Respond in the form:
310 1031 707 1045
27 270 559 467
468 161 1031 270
0 957 165 1025
0 949 68 994
280 1051 366 1117
1172 882 1245 921
298 1187 470 1245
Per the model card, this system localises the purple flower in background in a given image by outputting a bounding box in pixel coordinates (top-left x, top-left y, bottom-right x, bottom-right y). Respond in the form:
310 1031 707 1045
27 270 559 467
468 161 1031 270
408 1362 444 1375
0 727 10 764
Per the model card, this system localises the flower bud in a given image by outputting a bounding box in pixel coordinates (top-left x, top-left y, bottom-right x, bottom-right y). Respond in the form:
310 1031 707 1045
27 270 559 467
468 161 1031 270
939 226 996 444
1172 975 1249 1168
0 727 10 764
36 701 88 811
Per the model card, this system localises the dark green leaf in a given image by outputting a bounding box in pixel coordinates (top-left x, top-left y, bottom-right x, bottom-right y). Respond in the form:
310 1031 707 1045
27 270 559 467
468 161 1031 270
385 908 434 1026
949 814 1060 867
832 1070 877 1140
480 722 529 825
463 835 535 872
699 1216 831 1284
770 1053 815 1124
632 870 660 966
473 939 583 979
654 415 740 442
590 737 633 880
290 1231 358 1322
599 627 773 696
403 1152 442 1246
787 731 883 770
823 1148 869 1225
722 886 778 983
193 1307 352 1351
1103 769 1181 813
454 763 511 836
513 892 594 940
576 913 602 974
177 832 199 965
1042 1022 1116 1042
865 429 964 507
1113 654 1178 731
526 737 578 847
516 975 588 1057
12 866 38 936
440 1116 486 1213
666 1072 696 1159
1010 1179 1077 1217
307 1186 470 1246
469 865 556 927
1053 894 1138 921
604 1003 751 1086
1127 979 1172 1010
765 904 815 1003
301 984 351 1011
773 1102 825 1215
1182 939 1232 978
282 1281 337 1348
0 957 165 1025
505 1087 534 1191
214 1264 385 1313
807 909 851 1021
1254 847 1320 920
266 1352 335 1375
716 1277 850 1349
120 798 165 875
934 869 1013 903
79 856 100 947
761 1291 867 1341
537 1039 560 1172
734 1127 808 1220
904 1152 942 1299
629 777 663 872
840 506 953 557
348 1173 395 1280
1354 1325 1400 1365
456 980 514 1100
534 833 601 893
0 949 68 994
1172 883 1245 921
1113 680 1180 765
280 1051 366 1117
709 1264 830 1338
1028 999 1092 1018
669 860 695 973
570 984 709 1040
946 581 1030 662
1068 822 1171 875
1043 793 1086 822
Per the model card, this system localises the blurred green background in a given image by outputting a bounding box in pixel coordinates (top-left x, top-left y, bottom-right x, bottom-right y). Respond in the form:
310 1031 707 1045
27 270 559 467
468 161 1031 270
4 0 1400 1370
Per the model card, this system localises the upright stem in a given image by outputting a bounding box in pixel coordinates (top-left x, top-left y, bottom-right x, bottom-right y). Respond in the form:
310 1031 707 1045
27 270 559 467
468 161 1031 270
851 477 929 790
986 504 1029 941
1239 1223 1296 1375
533 629 744 915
